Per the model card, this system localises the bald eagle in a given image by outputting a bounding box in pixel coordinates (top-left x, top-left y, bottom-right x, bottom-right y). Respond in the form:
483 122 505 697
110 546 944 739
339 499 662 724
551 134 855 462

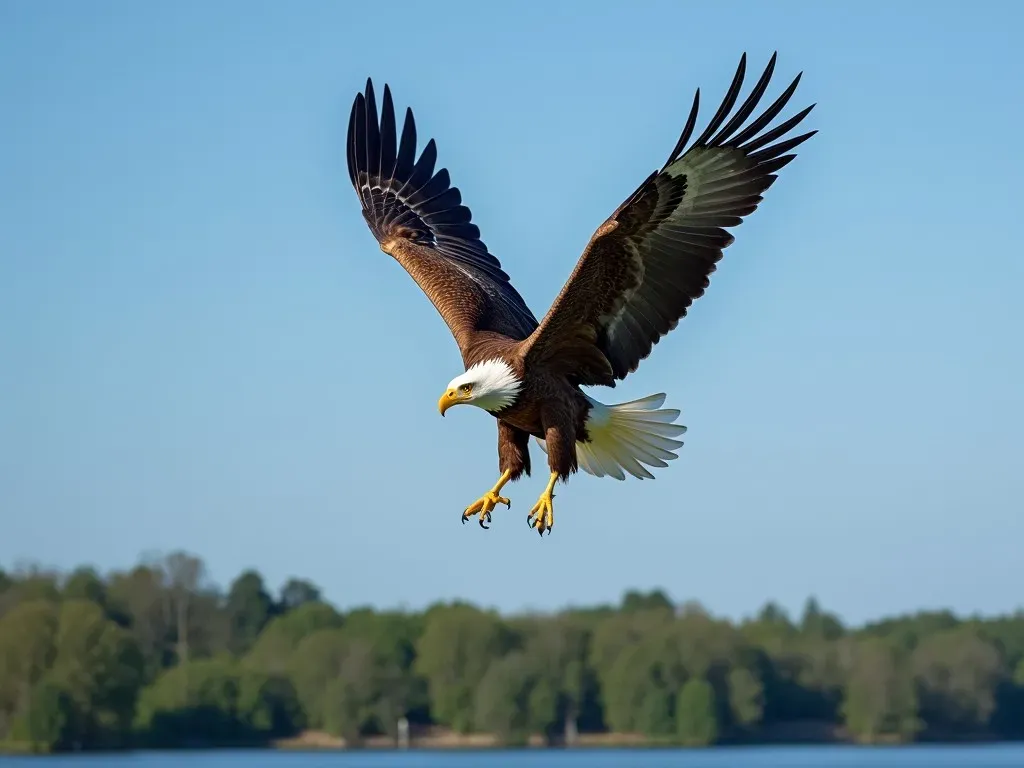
346 53 815 535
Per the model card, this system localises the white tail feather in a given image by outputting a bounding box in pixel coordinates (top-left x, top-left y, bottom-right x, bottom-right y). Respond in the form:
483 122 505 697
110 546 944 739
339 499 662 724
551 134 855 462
534 393 687 481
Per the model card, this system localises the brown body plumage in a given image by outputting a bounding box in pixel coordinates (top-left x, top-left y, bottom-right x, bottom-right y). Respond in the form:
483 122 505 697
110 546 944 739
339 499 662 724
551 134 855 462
460 336 592 485
345 53 816 535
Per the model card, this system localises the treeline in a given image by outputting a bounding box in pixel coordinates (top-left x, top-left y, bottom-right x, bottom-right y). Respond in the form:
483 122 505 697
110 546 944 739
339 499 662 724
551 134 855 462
1 552 1023 753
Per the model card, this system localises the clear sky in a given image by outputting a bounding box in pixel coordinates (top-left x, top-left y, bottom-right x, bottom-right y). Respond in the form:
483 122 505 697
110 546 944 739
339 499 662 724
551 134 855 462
1 1 1021 627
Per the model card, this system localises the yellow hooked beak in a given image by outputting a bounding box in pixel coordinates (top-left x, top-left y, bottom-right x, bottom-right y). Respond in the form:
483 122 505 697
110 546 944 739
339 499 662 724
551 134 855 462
438 387 471 416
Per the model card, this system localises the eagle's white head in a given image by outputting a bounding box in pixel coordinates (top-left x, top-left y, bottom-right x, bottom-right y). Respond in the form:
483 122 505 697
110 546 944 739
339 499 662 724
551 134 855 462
439 358 523 416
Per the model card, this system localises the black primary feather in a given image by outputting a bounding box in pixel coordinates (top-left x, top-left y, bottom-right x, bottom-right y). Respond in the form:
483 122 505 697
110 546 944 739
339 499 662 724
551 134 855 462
346 79 539 339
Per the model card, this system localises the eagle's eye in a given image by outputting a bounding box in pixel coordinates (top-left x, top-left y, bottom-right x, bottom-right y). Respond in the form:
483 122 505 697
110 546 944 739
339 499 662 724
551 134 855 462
460 383 473 395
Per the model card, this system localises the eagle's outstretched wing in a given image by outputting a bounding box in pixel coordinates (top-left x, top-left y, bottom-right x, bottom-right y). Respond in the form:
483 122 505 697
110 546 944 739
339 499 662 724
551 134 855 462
347 80 538 359
519 53 816 386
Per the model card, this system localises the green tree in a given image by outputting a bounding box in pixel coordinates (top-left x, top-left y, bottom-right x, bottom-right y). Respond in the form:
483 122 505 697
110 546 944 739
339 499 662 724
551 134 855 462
800 596 845 641
104 565 173 678
862 610 960 652
621 589 674 614
288 628 349 729
602 645 656 734
728 666 765 728
133 657 297 746
842 637 919 743
414 604 511 733
235 668 301 738
342 610 426 734
225 571 274 655
62 568 107 607
589 607 674 709
474 652 533 745
8 680 73 753
0 600 59 741
279 578 322 611
757 601 795 628
162 552 228 664
245 602 344 674
320 640 377 745
0 571 60 618
676 677 719 746
135 658 240 746
640 684 675 738
512 615 593 740
47 600 143 748
912 626 1002 734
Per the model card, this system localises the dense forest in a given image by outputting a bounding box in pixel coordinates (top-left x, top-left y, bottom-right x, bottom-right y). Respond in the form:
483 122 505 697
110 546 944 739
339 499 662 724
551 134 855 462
1 551 1023 753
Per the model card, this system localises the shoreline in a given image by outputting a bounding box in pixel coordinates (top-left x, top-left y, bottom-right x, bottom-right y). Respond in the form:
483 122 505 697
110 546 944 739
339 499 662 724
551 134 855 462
3 727 1017 756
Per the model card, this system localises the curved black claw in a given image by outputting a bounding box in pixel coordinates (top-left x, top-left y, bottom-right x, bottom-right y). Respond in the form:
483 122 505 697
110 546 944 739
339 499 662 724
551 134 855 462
527 502 554 536
526 515 552 536
463 493 509 531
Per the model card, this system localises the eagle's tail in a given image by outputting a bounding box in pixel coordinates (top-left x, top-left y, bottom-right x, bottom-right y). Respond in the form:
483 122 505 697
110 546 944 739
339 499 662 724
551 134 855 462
534 393 687 481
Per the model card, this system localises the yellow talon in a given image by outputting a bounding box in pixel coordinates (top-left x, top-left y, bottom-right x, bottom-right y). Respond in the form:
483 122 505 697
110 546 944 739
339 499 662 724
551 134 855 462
462 470 512 529
527 472 558 536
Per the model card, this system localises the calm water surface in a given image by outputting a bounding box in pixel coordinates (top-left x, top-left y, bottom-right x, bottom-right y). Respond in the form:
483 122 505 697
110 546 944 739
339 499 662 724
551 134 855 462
4 746 1024 768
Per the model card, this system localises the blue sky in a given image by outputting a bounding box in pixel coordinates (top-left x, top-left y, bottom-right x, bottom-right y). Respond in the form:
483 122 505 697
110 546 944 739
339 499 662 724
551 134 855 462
1 1 1021 626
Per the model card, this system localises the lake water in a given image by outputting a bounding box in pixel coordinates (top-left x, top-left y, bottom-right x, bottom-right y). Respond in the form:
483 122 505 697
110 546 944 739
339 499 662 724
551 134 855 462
4 746 1024 768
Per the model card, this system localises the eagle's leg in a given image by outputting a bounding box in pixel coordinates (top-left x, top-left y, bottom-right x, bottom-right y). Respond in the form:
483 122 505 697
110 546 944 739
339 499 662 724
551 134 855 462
462 421 531 530
527 472 558 536
528 421 573 536
461 470 512 529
